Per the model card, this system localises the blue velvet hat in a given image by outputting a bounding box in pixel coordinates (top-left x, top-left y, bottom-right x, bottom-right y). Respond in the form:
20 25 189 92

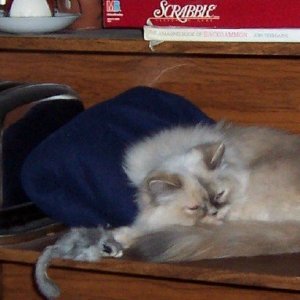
21 87 214 228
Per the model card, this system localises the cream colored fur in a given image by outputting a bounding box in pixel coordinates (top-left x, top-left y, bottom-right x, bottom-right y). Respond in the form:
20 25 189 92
115 122 300 259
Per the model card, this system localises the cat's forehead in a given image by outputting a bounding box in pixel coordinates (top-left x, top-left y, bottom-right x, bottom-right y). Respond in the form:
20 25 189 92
160 149 208 176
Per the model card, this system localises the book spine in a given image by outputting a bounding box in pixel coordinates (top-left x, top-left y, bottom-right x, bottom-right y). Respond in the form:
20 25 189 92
143 26 300 43
104 0 300 29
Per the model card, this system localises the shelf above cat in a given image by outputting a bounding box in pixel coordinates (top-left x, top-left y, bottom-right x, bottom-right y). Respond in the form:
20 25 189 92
0 30 300 56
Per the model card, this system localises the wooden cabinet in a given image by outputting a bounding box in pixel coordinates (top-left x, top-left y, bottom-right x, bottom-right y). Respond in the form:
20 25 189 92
0 31 299 299
1 247 300 299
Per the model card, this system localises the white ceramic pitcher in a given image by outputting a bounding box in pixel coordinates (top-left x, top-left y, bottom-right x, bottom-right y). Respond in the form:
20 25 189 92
1 0 55 17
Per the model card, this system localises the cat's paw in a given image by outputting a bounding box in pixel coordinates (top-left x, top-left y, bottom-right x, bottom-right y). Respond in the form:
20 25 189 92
73 245 104 262
103 239 124 258
112 226 140 249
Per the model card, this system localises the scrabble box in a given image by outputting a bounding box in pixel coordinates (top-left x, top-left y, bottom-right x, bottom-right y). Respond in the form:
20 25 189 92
103 0 300 29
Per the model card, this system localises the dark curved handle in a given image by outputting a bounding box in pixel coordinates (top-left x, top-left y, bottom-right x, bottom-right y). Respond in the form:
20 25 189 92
0 82 82 208
0 82 81 124
0 81 24 93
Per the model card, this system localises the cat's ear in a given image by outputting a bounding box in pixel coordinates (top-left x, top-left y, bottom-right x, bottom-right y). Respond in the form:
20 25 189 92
194 142 225 170
146 172 182 198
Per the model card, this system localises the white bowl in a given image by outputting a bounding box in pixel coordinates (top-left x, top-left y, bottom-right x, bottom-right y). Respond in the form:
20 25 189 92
0 12 80 34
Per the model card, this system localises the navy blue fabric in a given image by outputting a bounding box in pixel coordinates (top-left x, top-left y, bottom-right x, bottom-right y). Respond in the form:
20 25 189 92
3 100 84 208
21 87 214 228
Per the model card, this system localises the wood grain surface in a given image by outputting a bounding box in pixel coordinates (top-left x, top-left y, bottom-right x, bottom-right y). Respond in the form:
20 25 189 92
1 35 300 299
2 262 300 300
0 248 299 292
1 32 300 56
1 51 300 132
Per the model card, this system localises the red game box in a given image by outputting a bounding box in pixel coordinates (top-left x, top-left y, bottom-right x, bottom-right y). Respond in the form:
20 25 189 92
103 0 300 29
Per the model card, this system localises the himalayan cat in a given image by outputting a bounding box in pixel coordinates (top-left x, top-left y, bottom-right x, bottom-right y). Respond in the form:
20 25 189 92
35 121 300 298
120 122 300 261
35 127 230 299
112 140 231 249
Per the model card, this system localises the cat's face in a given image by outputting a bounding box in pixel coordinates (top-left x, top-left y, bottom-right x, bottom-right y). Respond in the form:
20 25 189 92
145 172 207 216
143 171 231 223
141 142 233 223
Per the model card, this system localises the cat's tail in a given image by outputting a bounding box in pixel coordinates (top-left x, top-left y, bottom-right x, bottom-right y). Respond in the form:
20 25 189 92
35 245 61 299
125 221 300 262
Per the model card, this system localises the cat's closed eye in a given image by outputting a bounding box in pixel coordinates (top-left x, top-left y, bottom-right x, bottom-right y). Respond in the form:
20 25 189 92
211 191 226 206
214 191 225 201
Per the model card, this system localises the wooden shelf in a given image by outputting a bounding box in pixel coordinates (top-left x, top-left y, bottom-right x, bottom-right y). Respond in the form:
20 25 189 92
1 247 300 291
1 29 300 56
0 246 300 300
0 27 300 299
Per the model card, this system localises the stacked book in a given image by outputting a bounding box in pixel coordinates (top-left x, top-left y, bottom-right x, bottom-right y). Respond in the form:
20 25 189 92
103 0 300 43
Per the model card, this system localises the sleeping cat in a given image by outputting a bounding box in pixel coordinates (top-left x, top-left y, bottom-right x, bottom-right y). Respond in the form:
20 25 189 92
113 120 300 250
112 140 232 248
35 135 230 299
125 121 300 222
35 121 300 298
35 131 230 299
122 121 300 261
